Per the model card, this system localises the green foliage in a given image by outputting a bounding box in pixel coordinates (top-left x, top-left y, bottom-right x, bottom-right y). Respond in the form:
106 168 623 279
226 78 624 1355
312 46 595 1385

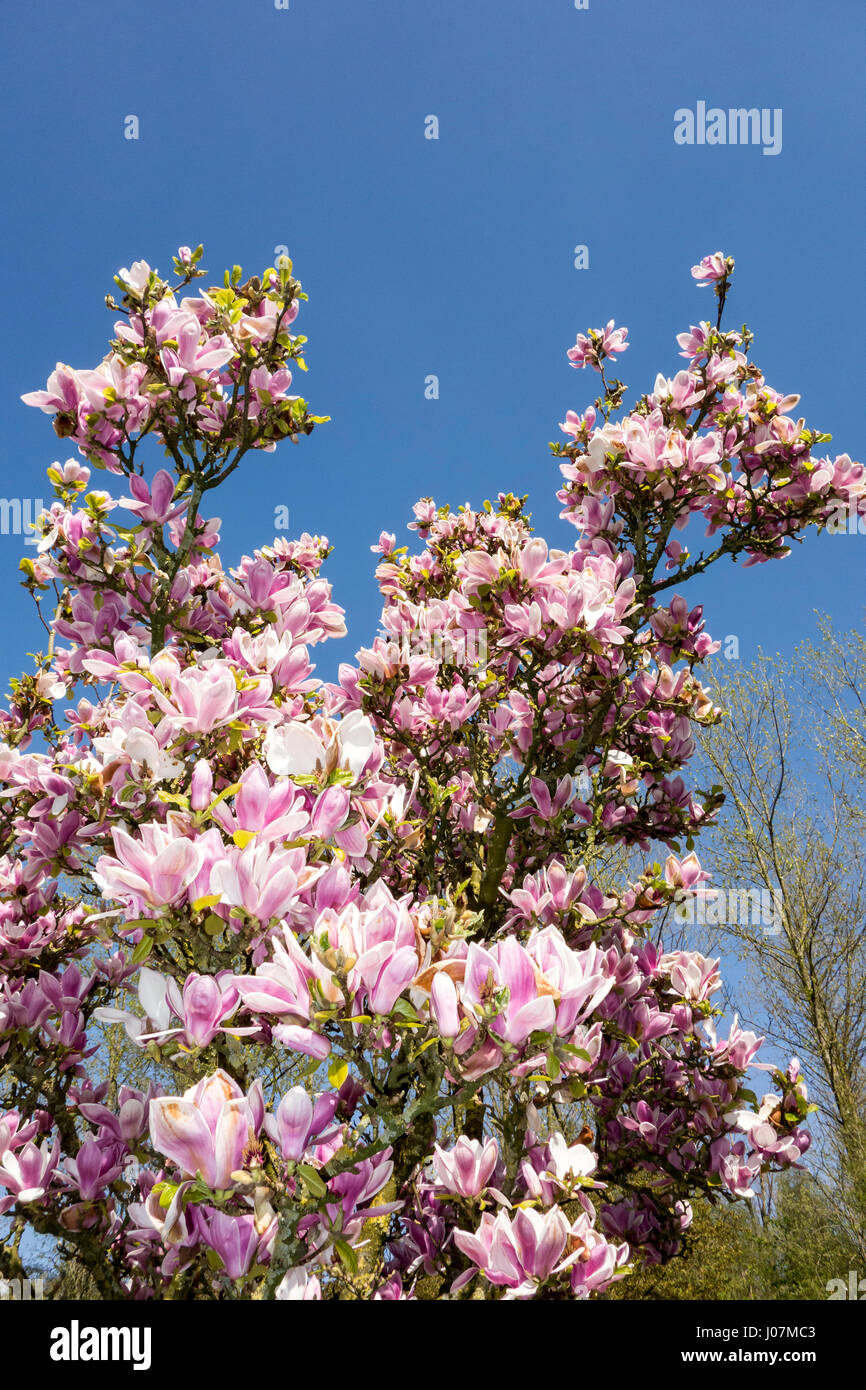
608 1172 859 1301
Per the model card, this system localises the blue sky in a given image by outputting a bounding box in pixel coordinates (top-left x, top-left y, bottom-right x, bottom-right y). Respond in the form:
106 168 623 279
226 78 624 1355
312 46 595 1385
1 0 863 680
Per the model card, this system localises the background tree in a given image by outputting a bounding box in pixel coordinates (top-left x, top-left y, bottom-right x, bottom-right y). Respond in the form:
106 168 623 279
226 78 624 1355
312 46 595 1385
676 624 866 1268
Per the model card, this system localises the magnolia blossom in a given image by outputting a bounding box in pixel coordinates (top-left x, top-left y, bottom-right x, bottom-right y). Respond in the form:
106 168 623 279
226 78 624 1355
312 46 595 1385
94 820 205 911
149 1070 263 1190
545 1132 597 1185
275 1268 323 1300
269 1087 340 1163
0 1137 59 1208
263 710 376 781
691 251 731 285
433 1136 499 1199
453 1206 571 1298
659 950 721 1003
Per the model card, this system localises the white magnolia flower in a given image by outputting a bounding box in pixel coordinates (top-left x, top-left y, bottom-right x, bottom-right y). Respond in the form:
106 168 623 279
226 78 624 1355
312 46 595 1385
546 1132 597 1184
263 721 325 777
116 260 152 294
264 712 376 782
94 725 183 785
275 1268 322 1301
93 966 173 1043
337 710 376 779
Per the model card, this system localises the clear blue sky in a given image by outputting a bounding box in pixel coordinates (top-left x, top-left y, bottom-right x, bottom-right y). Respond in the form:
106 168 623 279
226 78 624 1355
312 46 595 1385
0 0 863 683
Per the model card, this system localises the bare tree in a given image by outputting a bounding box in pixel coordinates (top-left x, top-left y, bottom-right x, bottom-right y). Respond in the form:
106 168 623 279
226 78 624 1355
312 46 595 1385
693 621 866 1261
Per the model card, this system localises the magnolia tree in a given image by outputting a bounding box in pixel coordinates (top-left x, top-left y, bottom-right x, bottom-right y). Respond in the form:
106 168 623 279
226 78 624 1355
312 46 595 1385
0 245 861 1301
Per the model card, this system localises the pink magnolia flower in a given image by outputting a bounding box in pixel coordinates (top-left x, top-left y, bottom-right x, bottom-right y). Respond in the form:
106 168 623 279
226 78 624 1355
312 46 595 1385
525 929 614 1036
560 1211 629 1298
691 252 731 286
453 1205 570 1297
159 319 234 398
712 1014 763 1070
559 406 597 439
272 1025 332 1060
140 972 248 1049
357 940 419 1017
710 1137 761 1198
676 320 712 359
269 1087 340 1163
0 1137 59 1208
567 321 628 372
512 775 573 823
190 759 213 810
63 1138 126 1201
659 950 721 1003
430 969 461 1038
148 1069 262 1191
209 842 309 923
119 470 186 526
461 939 556 1047
196 1207 260 1279
664 852 710 891
21 363 84 417
209 767 308 839
310 785 350 840
76 1086 153 1145
231 930 313 1021
433 1136 499 1198
152 659 241 734
729 1093 807 1164
94 820 205 911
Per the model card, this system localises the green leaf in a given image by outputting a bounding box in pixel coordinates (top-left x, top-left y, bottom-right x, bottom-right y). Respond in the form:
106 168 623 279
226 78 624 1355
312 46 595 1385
203 782 241 819
390 997 421 1024
333 1237 358 1274
131 936 154 965
154 1180 179 1210
192 894 221 912
297 1164 327 1199
328 1058 349 1090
